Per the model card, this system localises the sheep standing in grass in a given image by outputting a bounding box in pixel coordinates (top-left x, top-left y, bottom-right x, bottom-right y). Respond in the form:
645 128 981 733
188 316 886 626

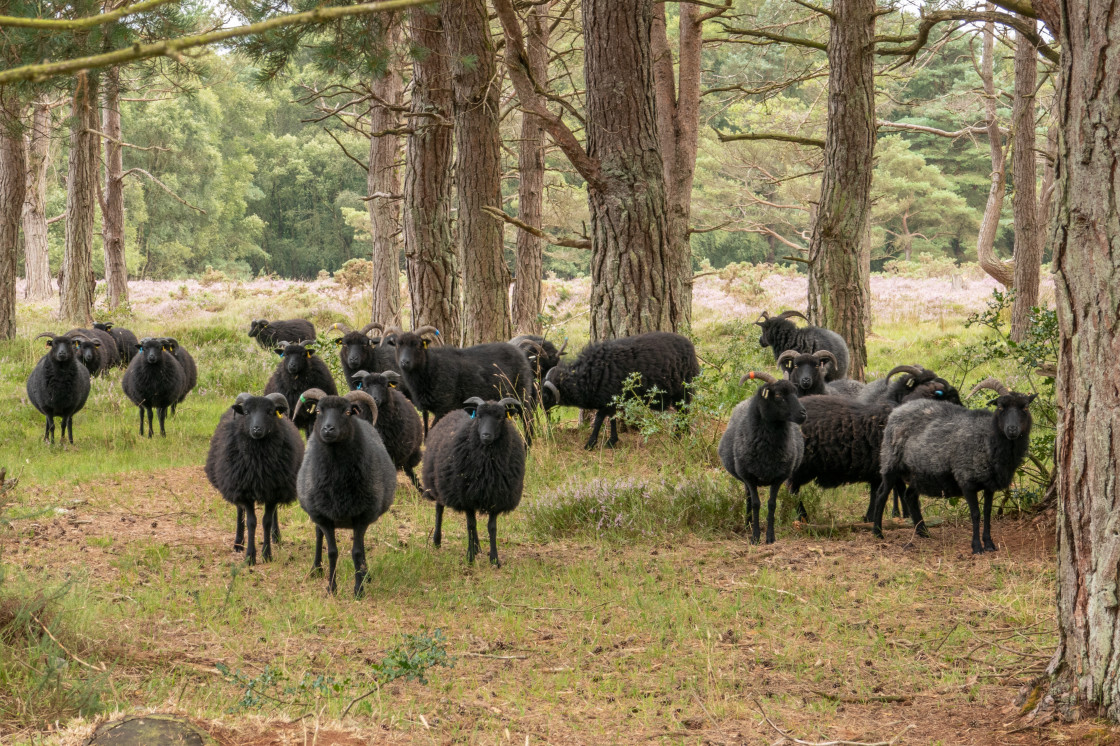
756 310 850 382
295 390 397 596
264 342 338 420
205 393 304 565
248 318 317 350
122 337 185 437
422 397 526 566
331 322 400 390
540 331 699 450
718 371 806 544
776 350 842 397
162 338 197 413
352 370 423 490
873 378 1035 554
27 332 92 444
93 322 139 367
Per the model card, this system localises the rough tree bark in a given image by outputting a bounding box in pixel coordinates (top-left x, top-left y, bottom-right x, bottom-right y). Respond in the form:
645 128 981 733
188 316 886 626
101 66 128 309
805 0 875 380
511 0 550 336
0 88 26 339
22 100 52 300
1009 20 1042 342
443 0 509 345
976 15 1015 287
1050 0 1120 723
60 72 100 326
368 15 403 327
403 7 459 342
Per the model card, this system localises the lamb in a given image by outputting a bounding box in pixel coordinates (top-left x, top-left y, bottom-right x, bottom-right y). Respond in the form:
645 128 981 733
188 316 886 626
93 322 139 366
718 371 806 544
756 310 850 382
352 370 423 490
294 389 397 596
248 318 317 350
384 325 534 441
421 397 526 566
205 393 304 566
121 337 185 437
67 327 121 375
264 341 338 418
331 322 401 390
872 377 1035 554
161 337 197 412
26 332 92 444
540 331 700 450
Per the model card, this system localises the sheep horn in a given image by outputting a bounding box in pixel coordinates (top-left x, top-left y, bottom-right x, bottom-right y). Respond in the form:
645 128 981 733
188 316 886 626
754 311 770 326
463 396 486 408
542 380 560 406
776 350 801 370
379 325 404 347
558 338 568 355
34 332 55 341
813 350 839 370
382 371 402 384
264 392 289 416
969 377 1010 398
344 390 379 424
233 392 254 409
413 325 442 344
512 337 546 356
329 321 352 334
885 365 924 383
740 371 776 385
360 322 383 336
498 397 523 411
351 369 373 381
776 310 809 322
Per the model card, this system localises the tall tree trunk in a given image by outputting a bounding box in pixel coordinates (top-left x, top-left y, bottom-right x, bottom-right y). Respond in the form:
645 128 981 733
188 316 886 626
976 15 1015 287
101 66 128 309
60 73 100 326
652 1 703 334
585 0 673 341
368 16 403 327
1010 21 1042 342
22 100 51 301
0 88 26 340
403 7 459 342
1050 0 1120 723
806 0 875 380
443 0 509 345
511 1 550 336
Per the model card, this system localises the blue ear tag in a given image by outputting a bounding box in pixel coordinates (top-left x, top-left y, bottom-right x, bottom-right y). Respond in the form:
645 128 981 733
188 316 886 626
356 382 362 389
469 411 476 418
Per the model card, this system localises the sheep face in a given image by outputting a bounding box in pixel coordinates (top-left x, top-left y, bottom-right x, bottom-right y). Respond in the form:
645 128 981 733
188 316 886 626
778 352 830 394
248 319 268 338
40 334 78 364
353 370 401 408
463 397 523 445
137 337 168 365
275 343 318 378
93 322 113 332
992 393 1036 440
757 380 807 424
232 394 290 440
336 332 376 369
76 338 103 367
312 396 363 444
393 332 433 373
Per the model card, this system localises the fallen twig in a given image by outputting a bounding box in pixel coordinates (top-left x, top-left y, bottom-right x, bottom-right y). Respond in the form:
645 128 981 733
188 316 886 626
31 614 105 673
731 583 808 603
795 518 944 534
811 690 912 705
754 698 914 746
486 595 609 613
462 652 528 660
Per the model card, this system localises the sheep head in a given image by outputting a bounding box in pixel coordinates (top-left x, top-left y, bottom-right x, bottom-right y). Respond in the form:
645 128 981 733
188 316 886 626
37 332 83 363
248 319 269 338
463 397 523 446
231 393 291 439
275 342 318 377
971 378 1036 440
352 369 401 408
740 371 806 424
393 326 442 372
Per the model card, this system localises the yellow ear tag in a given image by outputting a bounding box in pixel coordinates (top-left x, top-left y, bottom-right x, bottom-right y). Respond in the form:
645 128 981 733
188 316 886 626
306 351 312 358
422 339 429 348
388 382 396 388
761 389 769 398
507 411 515 419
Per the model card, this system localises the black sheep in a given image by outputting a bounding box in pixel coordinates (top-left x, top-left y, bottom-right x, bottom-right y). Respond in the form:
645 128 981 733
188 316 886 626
777 349 837 397
264 342 338 418
422 397 526 566
161 337 197 412
385 325 534 442
205 393 304 566
121 337 185 437
352 370 423 490
540 331 700 450
93 322 139 366
331 322 401 390
27 332 92 444
248 318 317 350
295 390 397 596
856 365 962 407
509 334 565 385
756 310 850 382
67 327 120 375
718 371 806 544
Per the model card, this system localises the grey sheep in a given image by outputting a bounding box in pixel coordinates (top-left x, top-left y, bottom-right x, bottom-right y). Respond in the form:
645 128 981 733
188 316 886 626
264 341 338 424
161 337 197 413
294 389 397 596
27 332 92 444
422 397 526 566
872 377 1035 554
718 371 806 544
93 322 139 366
352 370 423 491
121 337 185 437
540 331 700 450
756 310 850 382
205 393 304 566
248 318 317 350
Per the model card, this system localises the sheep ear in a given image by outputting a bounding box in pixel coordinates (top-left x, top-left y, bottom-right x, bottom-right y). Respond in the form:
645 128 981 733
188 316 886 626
906 379 916 388
383 371 401 385
135 343 142 350
463 396 484 417
93 341 101 348
761 388 770 399
266 393 289 417
305 346 316 354
275 348 285 357
498 397 523 417
1027 394 1037 404
231 403 246 415
333 338 343 345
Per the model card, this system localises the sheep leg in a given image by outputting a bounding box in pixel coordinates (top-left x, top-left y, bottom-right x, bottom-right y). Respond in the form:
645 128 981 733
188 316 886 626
745 482 762 545
405 465 422 492
63 415 73 444
871 476 895 539
146 406 154 438
310 526 324 577
243 504 259 566
487 513 501 568
432 503 444 548
466 510 481 564
352 521 370 597
863 479 879 523
137 406 145 436
157 406 168 436
905 486 930 538
322 526 340 595
270 509 281 544
964 489 984 554
44 415 53 444
981 489 997 552
261 503 276 562
234 506 246 552
584 411 608 450
765 483 780 545
423 410 430 437
607 417 619 448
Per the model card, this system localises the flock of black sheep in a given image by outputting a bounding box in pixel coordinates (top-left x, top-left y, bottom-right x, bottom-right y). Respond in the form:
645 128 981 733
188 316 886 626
25 310 1035 595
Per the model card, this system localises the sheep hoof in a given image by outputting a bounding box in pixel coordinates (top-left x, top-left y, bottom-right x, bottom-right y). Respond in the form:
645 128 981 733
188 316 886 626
490 557 502 569
233 543 245 552
983 540 997 553
309 566 323 578
245 554 256 567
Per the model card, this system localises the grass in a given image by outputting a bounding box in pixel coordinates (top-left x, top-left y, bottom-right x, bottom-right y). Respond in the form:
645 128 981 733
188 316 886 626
0 275 1082 745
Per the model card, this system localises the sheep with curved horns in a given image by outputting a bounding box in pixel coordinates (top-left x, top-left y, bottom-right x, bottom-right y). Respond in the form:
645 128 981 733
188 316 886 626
351 370 423 490
264 341 338 426
422 397 526 566
121 337 185 437
857 364 962 407
294 389 397 596
248 318 317 350
27 332 92 444
718 371 806 544
776 349 847 398
509 334 566 385
872 377 1035 554
331 322 401 391
205 393 304 566
756 310 850 382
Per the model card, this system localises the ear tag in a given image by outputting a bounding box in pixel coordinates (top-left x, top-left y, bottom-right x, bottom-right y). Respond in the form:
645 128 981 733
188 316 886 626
334 339 342 345
907 379 915 388
47 341 54 347
507 411 515 420
307 351 312 358
469 411 476 419
422 339 429 348
388 381 396 388
277 411 283 418
761 389 769 398
356 382 363 390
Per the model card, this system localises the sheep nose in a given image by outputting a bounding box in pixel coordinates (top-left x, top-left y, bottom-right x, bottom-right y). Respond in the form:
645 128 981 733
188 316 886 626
794 408 807 424
320 424 337 440
250 426 265 439
1006 425 1021 439
479 431 495 445
799 376 812 388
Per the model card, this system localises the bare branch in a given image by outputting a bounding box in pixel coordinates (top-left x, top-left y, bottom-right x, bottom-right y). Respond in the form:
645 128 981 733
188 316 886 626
322 128 370 173
85 128 171 152
716 23 827 51
122 168 206 213
0 0 177 30
790 0 834 20
876 9 1058 63
876 119 1006 138
481 205 591 249
713 127 825 148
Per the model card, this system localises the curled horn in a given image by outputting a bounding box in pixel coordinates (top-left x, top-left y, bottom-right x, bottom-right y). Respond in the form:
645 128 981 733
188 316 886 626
344 390 379 424
351 369 373 382
233 392 254 410
413 325 442 345
382 370 402 384
511 336 545 356
969 377 1010 398
558 338 568 355
885 364 923 383
813 350 839 371
776 350 801 370
754 311 770 326
360 322 383 336
541 380 560 406
329 321 352 335
463 396 485 408
740 371 776 385
379 325 404 347
265 392 289 416
498 396 523 414
776 310 809 322
35 332 56 341
293 388 329 421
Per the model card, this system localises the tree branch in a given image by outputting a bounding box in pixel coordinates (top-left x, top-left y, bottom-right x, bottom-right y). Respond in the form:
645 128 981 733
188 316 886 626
716 24 827 51
790 0 834 20
122 168 206 213
876 119 1006 138
481 205 590 249
85 128 170 152
713 127 824 148
876 9 1058 63
0 0 177 30
322 128 370 172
